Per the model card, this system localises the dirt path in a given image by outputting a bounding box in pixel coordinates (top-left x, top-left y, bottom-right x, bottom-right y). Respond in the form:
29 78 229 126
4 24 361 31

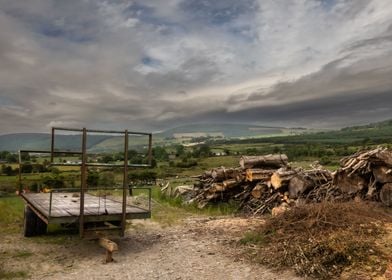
2 217 302 280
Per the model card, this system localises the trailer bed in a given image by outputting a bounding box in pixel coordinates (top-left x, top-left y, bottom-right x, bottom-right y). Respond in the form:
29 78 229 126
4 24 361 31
21 192 151 224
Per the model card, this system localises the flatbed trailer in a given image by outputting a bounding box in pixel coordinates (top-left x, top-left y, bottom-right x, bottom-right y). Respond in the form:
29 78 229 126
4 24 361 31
19 127 153 238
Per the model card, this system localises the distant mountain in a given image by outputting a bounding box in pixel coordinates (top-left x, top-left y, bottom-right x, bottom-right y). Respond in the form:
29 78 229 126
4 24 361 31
0 133 111 152
157 123 302 138
0 123 302 152
9 119 392 152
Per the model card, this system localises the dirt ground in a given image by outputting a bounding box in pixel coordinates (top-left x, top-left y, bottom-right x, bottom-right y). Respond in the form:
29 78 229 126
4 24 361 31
1 216 302 280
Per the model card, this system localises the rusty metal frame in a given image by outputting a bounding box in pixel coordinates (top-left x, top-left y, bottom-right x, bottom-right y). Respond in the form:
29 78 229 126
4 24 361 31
18 126 153 238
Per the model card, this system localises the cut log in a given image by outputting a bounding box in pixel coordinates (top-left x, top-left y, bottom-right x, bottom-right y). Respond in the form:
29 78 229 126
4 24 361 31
373 166 392 183
380 183 392 207
222 179 239 189
270 168 297 190
211 167 243 182
251 184 267 199
245 169 273 182
239 154 288 169
333 170 367 194
99 238 118 263
288 175 314 199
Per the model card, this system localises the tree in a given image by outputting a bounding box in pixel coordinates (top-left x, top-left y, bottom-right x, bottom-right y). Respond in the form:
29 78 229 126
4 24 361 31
87 170 99 187
1 164 13 176
152 146 168 161
21 163 33 173
175 145 185 157
5 153 17 163
100 155 114 163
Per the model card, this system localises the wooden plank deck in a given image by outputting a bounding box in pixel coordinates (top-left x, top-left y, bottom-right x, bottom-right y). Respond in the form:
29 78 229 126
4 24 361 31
21 192 150 224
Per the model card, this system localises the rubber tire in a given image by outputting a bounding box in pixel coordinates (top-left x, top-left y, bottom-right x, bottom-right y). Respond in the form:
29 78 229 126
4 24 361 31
24 206 37 237
36 215 47 235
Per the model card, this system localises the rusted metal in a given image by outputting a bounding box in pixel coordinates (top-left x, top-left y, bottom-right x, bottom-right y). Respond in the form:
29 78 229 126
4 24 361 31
79 128 87 238
148 133 153 166
51 127 55 163
52 126 151 135
18 126 153 239
18 150 22 194
121 130 129 237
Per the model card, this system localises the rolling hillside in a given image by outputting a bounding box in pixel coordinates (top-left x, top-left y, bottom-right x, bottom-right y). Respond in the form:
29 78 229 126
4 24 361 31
2 120 392 152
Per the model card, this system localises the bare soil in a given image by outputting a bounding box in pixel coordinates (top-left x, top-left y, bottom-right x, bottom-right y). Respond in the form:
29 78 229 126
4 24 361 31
1 216 302 280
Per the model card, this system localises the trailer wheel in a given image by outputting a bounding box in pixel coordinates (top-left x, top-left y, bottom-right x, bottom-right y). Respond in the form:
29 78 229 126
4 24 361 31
24 206 37 237
36 215 47 235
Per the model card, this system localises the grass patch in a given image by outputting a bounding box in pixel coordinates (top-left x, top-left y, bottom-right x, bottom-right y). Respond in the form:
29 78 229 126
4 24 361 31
240 201 392 279
0 196 24 234
0 269 28 279
13 250 33 258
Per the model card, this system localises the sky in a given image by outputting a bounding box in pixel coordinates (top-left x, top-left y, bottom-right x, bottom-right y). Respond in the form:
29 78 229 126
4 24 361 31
1 0 392 134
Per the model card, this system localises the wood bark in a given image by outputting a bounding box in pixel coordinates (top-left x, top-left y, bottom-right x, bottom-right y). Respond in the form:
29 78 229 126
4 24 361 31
333 170 367 194
239 154 288 169
380 183 392 207
288 175 314 199
373 166 392 184
211 167 242 182
251 184 267 199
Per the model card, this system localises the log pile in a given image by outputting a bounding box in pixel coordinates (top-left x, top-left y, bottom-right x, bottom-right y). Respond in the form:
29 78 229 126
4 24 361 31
174 148 392 215
186 154 334 214
334 147 392 205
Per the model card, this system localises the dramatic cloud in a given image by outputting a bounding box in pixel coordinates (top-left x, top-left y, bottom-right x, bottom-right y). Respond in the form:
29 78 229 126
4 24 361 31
1 0 392 133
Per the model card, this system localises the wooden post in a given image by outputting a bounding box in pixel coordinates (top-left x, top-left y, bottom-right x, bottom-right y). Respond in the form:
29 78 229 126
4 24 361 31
148 133 152 166
99 238 118 263
79 128 87 238
121 130 128 237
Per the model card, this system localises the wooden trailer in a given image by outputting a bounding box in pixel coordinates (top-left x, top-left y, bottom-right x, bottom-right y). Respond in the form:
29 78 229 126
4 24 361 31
19 127 153 238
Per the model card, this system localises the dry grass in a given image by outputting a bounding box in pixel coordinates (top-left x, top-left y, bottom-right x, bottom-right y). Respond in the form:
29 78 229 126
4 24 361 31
241 201 392 279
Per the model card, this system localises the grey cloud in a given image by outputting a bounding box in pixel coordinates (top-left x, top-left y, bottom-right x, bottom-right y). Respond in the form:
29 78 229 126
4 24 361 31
1 0 392 134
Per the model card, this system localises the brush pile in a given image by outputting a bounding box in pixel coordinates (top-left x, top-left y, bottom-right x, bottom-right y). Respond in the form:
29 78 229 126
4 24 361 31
334 146 392 206
173 147 392 214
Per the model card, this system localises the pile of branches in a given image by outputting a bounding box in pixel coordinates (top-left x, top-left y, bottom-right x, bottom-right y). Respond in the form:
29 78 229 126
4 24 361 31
334 147 392 206
174 147 392 214
186 154 334 214
248 201 391 279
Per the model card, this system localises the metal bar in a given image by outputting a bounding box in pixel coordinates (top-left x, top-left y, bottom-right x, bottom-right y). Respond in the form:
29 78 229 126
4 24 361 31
147 134 153 166
53 126 151 136
50 162 150 167
87 129 151 135
19 149 82 155
148 188 151 212
52 127 83 132
48 191 53 221
51 127 55 163
79 128 87 238
121 130 129 237
18 150 22 194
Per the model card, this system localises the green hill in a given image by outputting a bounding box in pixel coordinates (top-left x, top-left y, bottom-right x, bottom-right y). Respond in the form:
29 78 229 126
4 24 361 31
158 123 301 138
2 120 392 152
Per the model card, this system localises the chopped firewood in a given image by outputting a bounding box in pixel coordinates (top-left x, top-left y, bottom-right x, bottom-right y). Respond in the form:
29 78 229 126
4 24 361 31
239 154 288 169
172 148 392 216
270 168 297 190
246 169 274 182
333 170 367 194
